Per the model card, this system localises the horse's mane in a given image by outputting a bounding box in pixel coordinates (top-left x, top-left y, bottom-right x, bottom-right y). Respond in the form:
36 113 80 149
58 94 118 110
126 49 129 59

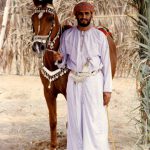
33 0 52 6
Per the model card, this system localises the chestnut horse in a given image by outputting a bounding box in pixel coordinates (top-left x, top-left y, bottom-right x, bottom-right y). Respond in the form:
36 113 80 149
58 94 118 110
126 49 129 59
31 0 117 149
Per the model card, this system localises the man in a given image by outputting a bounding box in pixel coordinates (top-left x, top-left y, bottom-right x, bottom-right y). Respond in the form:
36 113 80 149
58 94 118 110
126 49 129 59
55 2 112 150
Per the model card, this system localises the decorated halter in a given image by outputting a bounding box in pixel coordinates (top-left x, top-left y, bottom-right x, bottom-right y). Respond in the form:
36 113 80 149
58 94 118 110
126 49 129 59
32 4 68 89
32 4 60 52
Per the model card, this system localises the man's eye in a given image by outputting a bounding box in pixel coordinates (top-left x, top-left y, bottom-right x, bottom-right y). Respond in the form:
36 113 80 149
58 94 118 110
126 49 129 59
85 12 90 15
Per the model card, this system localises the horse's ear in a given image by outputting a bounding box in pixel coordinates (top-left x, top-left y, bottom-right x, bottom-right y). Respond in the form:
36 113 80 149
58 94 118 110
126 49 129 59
44 0 53 4
33 0 53 6
47 0 53 4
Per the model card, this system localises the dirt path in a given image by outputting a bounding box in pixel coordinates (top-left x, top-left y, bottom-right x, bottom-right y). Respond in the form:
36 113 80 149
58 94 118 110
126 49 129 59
0 75 139 150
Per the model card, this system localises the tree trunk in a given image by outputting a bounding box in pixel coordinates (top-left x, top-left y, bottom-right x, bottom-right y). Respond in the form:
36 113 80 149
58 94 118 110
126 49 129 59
147 2 150 29
0 0 11 50
138 0 150 145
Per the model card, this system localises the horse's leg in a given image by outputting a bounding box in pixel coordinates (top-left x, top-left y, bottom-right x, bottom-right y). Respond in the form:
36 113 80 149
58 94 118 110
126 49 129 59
44 87 57 150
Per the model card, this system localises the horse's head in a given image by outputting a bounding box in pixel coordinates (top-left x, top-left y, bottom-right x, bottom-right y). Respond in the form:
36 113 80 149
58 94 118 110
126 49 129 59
31 0 60 58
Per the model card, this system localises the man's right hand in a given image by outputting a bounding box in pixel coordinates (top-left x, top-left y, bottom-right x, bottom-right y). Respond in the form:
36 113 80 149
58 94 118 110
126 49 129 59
103 92 111 106
53 52 63 61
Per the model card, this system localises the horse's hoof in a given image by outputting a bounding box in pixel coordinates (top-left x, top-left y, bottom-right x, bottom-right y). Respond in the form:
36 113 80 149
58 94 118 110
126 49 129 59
50 146 57 150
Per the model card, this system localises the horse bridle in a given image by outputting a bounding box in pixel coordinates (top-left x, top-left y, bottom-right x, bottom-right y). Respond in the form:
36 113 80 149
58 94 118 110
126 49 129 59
32 4 60 52
32 4 68 88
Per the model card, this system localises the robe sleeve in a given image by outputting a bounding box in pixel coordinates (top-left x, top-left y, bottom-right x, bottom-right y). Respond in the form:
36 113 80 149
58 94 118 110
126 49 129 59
100 34 112 92
56 32 68 68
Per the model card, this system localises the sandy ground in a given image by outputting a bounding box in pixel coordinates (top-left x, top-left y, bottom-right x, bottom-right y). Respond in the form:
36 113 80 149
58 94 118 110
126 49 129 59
0 75 139 150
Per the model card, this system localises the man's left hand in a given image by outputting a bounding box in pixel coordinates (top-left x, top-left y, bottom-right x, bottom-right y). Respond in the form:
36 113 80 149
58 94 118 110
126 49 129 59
103 92 111 106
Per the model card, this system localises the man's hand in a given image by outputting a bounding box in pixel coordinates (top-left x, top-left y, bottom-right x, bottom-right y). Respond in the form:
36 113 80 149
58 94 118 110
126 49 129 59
103 92 111 106
53 52 63 61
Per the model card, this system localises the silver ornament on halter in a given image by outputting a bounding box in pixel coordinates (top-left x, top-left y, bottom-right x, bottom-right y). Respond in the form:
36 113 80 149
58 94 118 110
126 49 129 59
49 42 54 49
48 82 51 89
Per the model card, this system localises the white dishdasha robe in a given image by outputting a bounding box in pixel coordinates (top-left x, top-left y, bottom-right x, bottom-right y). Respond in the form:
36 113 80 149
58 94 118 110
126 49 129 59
58 26 112 150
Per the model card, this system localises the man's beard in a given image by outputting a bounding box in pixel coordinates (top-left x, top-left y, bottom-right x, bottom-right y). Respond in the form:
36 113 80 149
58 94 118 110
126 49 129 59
77 17 92 27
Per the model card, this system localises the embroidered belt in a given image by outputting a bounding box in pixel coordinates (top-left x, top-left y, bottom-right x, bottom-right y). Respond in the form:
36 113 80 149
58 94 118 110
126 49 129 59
70 69 101 83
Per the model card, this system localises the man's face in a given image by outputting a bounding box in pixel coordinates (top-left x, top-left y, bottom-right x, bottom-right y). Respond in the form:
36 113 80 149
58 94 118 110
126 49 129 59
76 11 92 27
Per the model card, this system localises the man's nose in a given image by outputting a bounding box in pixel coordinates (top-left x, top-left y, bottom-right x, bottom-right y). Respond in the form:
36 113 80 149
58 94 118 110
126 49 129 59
82 13 86 18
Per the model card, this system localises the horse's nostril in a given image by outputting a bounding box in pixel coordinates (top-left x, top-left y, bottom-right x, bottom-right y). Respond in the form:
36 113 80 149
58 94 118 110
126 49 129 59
40 44 45 51
32 42 45 53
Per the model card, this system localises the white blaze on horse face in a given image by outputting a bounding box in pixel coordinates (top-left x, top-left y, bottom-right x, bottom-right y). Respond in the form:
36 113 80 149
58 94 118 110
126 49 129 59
37 12 44 34
38 12 44 19
35 43 40 54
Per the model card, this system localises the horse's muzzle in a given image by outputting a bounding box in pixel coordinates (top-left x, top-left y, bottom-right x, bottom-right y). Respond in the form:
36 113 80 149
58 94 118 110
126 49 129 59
32 42 46 53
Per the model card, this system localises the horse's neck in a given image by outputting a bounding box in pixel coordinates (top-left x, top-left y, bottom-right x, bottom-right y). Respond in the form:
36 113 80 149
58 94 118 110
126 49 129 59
43 14 61 71
43 52 58 71
53 15 60 35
